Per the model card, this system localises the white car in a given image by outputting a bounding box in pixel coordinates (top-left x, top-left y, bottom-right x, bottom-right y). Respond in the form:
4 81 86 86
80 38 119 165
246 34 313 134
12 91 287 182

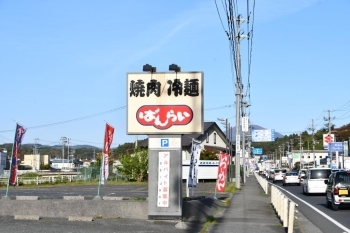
282 172 301 186
273 169 287 183
301 168 332 195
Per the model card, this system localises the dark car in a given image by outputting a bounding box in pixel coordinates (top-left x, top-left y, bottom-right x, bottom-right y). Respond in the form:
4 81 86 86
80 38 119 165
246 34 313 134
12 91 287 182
325 170 350 211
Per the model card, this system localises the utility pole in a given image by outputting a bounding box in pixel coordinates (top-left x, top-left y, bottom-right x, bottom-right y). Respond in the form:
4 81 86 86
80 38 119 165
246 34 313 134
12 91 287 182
324 110 335 134
67 138 70 169
299 132 303 169
232 15 248 189
308 119 316 167
61 137 67 169
241 102 250 183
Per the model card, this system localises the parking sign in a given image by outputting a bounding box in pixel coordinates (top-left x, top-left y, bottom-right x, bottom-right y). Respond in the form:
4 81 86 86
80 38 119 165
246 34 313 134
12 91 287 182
161 139 169 147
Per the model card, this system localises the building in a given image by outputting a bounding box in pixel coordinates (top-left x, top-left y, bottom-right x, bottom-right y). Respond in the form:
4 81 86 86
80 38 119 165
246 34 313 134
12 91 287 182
50 159 74 170
0 149 7 175
21 154 49 170
138 121 235 180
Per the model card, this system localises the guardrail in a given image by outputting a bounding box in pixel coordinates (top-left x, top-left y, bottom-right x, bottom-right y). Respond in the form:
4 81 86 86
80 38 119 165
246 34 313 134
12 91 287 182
254 172 296 233
271 185 296 233
254 171 268 194
0 175 84 185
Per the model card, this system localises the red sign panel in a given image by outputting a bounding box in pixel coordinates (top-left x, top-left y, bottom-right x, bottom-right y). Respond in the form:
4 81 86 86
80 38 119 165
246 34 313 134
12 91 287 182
216 152 230 192
136 105 193 130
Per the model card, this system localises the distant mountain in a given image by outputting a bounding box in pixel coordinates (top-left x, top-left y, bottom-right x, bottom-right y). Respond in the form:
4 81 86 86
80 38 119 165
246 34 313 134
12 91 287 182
22 144 100 150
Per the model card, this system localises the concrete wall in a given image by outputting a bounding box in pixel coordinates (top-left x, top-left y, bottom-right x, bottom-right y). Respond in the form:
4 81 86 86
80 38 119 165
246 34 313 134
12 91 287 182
0 197 148 219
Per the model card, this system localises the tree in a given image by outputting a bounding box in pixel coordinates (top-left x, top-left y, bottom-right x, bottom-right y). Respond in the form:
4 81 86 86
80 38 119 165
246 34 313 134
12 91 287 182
200 149 219 160
117 148 148 182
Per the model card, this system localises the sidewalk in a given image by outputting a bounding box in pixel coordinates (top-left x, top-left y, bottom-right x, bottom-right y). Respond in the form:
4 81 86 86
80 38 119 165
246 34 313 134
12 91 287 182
209 175 286 233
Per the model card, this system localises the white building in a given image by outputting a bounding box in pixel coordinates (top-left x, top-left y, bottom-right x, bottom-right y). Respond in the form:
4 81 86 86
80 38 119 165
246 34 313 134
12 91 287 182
50 159 74 170
0 150 7 174
22 154 49 170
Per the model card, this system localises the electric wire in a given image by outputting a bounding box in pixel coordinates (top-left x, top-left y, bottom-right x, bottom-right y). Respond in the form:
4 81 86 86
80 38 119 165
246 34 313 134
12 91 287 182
0 106 126 133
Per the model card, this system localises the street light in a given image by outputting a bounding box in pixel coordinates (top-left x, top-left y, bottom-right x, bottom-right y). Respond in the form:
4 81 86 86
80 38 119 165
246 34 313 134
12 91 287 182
142 64 156 72
169 64 181 72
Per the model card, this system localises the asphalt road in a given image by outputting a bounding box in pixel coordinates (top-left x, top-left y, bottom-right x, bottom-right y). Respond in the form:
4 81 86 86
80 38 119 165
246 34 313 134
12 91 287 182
0 182 220 233
0 182 224 200
0 216 205 233
269 179 350 233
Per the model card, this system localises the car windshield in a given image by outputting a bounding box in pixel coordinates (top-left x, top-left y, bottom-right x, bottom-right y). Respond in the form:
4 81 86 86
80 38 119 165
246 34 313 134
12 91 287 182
310 169 331 179
286 172 298 176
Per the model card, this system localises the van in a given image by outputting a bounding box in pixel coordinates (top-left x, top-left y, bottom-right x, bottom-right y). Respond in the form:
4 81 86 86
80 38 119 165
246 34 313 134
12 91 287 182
301 168 331 195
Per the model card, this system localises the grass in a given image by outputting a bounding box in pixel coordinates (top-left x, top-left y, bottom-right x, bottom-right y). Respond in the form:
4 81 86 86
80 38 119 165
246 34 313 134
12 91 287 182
199 215 218 233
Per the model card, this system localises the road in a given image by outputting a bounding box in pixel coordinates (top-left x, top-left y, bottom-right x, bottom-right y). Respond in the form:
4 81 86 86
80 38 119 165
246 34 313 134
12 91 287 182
0 182 219 233
0 182 223 199
268 178 350 233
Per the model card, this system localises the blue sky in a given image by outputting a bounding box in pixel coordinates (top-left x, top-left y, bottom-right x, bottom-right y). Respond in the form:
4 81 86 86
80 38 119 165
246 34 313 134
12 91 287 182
0 0 349 149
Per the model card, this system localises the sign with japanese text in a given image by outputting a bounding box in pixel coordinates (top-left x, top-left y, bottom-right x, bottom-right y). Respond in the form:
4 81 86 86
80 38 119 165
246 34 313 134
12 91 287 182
252 129 275 142
329 142 343 152
252 148 263 155
157 151 170 207
188 140 201 188
216 152 229 192
127 72 203 134
242 117 249 132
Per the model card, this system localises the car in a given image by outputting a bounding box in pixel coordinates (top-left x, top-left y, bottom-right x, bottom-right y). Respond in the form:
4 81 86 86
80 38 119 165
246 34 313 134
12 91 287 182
325 170 350 211
298 169 308 181
282 172 301 186
273 169 287 183
301 168 332 195
266 170 275 180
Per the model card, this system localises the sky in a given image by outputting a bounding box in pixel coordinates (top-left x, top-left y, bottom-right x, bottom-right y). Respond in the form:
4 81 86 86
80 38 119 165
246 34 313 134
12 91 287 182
0 0 349 149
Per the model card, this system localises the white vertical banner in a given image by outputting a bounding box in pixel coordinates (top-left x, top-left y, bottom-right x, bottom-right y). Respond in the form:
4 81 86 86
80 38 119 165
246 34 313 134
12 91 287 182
344 141 348 157
188 139 202 188
242 117 249 132
157 151 170 207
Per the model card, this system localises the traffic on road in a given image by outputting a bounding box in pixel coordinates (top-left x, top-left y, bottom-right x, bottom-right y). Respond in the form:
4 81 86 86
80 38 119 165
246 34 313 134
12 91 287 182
260 169 350 233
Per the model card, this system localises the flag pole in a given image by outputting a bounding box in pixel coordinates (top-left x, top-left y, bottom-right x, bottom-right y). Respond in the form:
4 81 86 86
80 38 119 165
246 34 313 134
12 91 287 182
5 123 17 197
96 124 106 199
214 152 222 200
96 148 104 198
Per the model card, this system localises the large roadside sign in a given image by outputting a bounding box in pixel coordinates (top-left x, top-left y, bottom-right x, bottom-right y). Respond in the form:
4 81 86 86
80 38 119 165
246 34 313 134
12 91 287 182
126 72 204 135
251 129 275 142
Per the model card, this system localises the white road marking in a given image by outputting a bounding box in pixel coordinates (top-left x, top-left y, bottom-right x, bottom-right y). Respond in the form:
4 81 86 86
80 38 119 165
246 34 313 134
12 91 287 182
274 184 350 233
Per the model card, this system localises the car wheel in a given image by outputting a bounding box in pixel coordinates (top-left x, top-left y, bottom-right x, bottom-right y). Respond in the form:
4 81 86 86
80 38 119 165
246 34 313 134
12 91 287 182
273 180 275 183
297 183 301 186
326 195 332 208
332 200 339 211
282 183 285 186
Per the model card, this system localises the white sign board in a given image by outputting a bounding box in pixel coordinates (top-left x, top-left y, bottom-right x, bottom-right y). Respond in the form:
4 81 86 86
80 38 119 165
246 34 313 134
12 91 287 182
157 151 170 207
242 117 249 132
323 134 335 150
252 129 275 142
127 72 204 134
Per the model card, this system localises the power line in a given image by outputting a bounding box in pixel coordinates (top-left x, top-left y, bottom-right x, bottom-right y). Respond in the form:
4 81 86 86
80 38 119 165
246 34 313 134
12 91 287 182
0 106 126 133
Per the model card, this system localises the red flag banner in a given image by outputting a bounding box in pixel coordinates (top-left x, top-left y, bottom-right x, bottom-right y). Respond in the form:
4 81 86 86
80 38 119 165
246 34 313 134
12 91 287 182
101 123 114 184
9 124 27 186
216 152 229 192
